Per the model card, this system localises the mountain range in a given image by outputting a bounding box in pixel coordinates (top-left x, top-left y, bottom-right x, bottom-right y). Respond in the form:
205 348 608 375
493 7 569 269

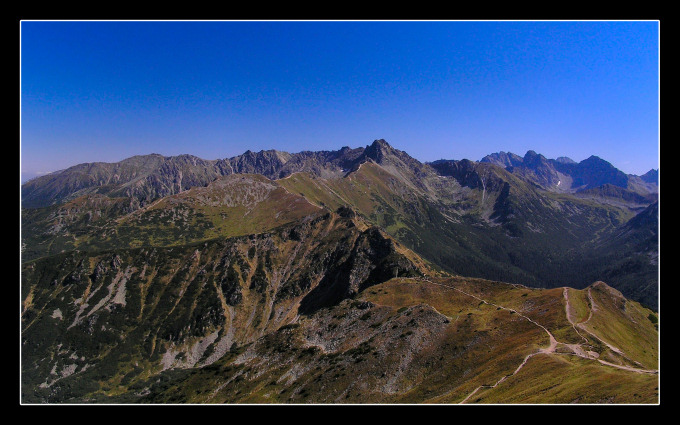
21 139 659 404
23 142 658 209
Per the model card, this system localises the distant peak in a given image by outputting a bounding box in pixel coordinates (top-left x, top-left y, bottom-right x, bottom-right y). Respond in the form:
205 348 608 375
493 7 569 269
578 155 616 169
370 139 391 149
364 139 393 162
555 156 576 164
481 151 523 168
522 150 548 166
640 168 659 184
583 155 605 163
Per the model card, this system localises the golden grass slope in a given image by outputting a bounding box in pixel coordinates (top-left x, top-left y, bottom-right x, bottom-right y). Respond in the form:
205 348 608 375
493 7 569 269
140 276 658 404
361 277 658 404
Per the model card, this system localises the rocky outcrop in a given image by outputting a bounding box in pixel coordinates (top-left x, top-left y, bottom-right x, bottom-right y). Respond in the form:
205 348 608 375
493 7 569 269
429 159 505 191
298 226 422 313
639 169 658 184
22 147 369 208
481 151 524 168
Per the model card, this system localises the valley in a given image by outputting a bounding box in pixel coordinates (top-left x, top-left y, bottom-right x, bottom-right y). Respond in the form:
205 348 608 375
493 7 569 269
21 139 659 404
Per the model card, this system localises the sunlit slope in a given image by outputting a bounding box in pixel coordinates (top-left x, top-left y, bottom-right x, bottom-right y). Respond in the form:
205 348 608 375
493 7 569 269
21 194 137 261
278 164 536 284
466 354 657 404
108 174 321 248
129 277 657 404
566 283 658 369
22 174 321 260
278 161 635 291
22 140 656 309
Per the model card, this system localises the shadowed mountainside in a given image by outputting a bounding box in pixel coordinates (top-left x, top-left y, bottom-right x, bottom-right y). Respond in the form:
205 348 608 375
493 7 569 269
20 139 659 404
21 208 432 403
22 140 659 309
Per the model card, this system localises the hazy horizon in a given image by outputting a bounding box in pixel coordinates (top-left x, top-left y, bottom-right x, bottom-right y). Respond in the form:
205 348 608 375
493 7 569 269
20 138 660 184
21 20 659 181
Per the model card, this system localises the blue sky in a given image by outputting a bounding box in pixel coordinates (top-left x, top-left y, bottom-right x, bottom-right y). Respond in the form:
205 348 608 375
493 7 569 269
20 20 659 181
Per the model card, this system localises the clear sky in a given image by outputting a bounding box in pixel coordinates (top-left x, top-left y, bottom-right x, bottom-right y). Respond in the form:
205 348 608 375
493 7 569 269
20 20 659 181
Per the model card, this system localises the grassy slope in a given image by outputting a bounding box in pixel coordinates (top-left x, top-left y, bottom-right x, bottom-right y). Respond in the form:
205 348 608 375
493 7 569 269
468 354 658 404
278 165 637 292
280 168 656 311
21 163 658 404
279 167 538 283
124 277 657 404
21 174 321 261
360 278 658 404
24 161 655 309
581 282 658 369
107 174 321 249
21 194 135 261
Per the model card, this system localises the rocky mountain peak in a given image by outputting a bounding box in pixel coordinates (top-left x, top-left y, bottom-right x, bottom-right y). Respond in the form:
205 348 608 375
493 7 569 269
572 156 629 189
582 155 604 164
522 150 549 167
480 151 524 168
555 156 576 164
363 139 393 163
640 169 659 184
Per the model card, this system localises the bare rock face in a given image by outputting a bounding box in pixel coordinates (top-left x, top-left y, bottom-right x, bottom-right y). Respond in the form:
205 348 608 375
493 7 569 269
519 150 562 188
228 149 292 177
22 146 370 208
299 226 422 314
481 151 524 168
429 159 505 191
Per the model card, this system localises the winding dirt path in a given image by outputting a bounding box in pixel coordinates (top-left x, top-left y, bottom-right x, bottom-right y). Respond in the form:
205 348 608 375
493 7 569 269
414 278 558 404
566 287 655 372
420 278 558 354
596 360 657 374
458 349 546 404
414 278 657 403
563 288 590 344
